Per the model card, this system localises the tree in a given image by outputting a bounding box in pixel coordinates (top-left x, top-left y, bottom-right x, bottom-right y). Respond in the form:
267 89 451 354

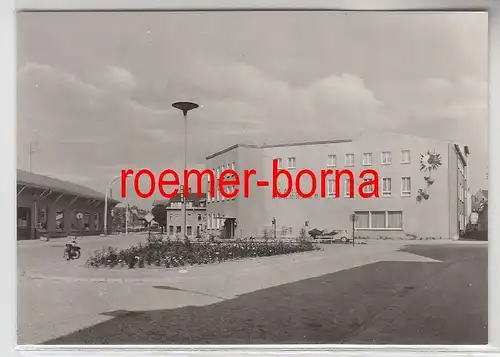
151 204 167 234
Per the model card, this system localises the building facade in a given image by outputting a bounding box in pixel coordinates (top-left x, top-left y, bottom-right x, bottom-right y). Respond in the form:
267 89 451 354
17 169 119 240
204 132 470 240
153 192 207 238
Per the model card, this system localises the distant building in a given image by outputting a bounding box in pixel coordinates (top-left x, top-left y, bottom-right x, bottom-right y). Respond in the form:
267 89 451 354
112 205 149 232
17 169 120 240
471 189 488 212
471 189 488 240
204 132 470 240
152 191 207 238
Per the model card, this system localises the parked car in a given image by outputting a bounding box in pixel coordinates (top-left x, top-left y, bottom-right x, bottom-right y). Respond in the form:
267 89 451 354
309 228 350 243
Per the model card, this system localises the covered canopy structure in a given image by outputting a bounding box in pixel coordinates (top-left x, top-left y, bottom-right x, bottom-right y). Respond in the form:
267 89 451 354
17 169 120 240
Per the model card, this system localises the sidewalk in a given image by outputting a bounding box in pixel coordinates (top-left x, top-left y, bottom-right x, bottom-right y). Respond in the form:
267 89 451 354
17 232 147 247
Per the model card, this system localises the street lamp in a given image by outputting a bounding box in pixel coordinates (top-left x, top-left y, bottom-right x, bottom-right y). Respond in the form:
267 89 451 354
172 101 199 240
104 174 132 236
349 213 358 247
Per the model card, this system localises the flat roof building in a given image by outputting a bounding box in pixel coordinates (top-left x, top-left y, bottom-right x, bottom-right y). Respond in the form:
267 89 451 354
17 169 120 240
204 132 470 240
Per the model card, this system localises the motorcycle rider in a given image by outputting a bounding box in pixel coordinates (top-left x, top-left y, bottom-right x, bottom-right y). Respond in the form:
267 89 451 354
65 236 78 256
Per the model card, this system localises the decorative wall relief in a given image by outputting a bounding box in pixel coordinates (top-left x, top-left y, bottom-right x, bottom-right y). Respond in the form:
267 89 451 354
417 150 442 203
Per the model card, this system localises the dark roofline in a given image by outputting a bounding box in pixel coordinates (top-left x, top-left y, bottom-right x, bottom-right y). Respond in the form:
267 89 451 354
17 169 120 204
205 144 260 160
261 139 352 149
205 139 352 160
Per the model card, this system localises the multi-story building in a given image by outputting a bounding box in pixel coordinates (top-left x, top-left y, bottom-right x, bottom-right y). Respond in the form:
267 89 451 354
204 132 470 240
153 191 207 238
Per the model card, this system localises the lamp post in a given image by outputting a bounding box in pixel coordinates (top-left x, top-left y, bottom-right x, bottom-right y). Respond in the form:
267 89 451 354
172 101 199 240
349 213 358 247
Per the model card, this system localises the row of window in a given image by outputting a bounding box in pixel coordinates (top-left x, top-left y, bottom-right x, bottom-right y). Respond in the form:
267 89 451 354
168 225 200 236
168 213 204 221
16 206 101 231
459 182 465 203
207 214 225 230
277 150 411 170
354 211 403 230
208 162 236 202
169 202 195 209
277 176 412 197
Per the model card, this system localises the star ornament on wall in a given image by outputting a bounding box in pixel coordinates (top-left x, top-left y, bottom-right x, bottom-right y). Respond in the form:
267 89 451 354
420 150 442 172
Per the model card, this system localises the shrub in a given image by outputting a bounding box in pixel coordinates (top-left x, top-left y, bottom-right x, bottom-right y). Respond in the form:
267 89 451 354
86 234 318 269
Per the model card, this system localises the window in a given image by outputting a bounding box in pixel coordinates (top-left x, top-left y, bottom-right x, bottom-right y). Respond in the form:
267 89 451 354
344 177 352 197
72 211 82 230
327 155 337 167
402 177 411 196
381 151 392 165
327 179 335 197
275 158 283 169
93 212 99 230
382 178 392 197
216 168 220 201
362 153 372 166
354 211 403 230
83 212 90 231
355 211 370 229
176 226 181 233
37 206 47 230
387 211 403 229
17 207 30 229
371 211 386 229
213 169 216 202
198 214 202 221
169 225 174 234
187 226 192 236
401 150 410 164
287 157 296 169
345 154 354 167
363 178 374 194
207 178 212 202
55 210 64 231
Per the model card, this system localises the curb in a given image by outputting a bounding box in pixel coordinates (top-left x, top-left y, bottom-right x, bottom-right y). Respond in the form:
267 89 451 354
21 271 178 284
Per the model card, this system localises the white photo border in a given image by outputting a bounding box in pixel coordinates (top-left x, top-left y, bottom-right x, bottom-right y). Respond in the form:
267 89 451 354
2 0 498 356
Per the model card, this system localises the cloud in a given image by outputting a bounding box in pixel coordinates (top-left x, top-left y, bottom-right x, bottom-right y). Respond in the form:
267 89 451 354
102 65 137 94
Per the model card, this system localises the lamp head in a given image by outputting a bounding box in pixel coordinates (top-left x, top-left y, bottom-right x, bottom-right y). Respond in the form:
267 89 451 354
172 101 199 116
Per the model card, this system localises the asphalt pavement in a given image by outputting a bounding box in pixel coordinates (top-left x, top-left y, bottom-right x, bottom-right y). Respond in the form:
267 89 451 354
17 236 487 345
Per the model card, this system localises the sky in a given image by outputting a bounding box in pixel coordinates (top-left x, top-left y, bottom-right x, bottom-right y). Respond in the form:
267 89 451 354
16 11 489 209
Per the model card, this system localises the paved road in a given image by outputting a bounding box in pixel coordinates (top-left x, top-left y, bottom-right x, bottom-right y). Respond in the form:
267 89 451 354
18 237 487 345
17 234 148 272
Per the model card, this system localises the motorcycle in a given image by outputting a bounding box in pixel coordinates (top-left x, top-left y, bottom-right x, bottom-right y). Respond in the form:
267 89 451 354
63 239 81 260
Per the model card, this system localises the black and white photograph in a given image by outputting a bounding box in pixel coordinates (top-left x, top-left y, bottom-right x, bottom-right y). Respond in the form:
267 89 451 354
16 10 489 345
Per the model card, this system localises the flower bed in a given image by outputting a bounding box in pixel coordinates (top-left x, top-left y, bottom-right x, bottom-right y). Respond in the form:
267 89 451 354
86 235 318 269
